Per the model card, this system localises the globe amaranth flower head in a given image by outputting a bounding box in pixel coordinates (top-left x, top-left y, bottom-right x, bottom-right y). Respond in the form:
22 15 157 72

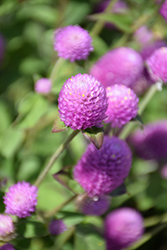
76 193 111 216
90 47 143 88
54 25 93 62
74 136 132 197
140 40 166 61
146 47 167 83
129 120 167 162
160 0 167 22
105 85 139 128
3 181 38 218
134 26 153 47
58 73 108 130
35 78 52 94
49 219 67 235
0 214 15 241
105 208 144 250
0 244 15 250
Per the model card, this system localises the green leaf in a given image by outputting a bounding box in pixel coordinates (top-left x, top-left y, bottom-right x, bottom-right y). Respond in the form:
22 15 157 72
131 114 144 128
16 218 48 239
52 112 67 133
75 224 105 250
82 127 104 150
89 13 133 33
0 127 24 158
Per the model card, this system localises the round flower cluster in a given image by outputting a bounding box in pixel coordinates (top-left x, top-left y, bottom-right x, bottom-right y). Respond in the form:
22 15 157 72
105 84 139 127
74 136 132 197
90 47 143 88
58 73 108 130
105 208 144 250
140 40 166 61
49 219 67 235
54 25 93 62
146 47 167 83
4 181 38 218
76 194 111 216
35 78 52 94
129 120 167 161
134 26 153 47
0 214 15 240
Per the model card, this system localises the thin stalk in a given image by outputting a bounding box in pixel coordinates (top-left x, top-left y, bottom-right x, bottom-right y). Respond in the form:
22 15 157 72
34 130 80 187
50 57 64 84
119 84 159 140
44 194 78 218
90 0 119 36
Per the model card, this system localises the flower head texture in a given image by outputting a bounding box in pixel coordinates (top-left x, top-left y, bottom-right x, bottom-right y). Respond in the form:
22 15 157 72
74 136 132 197
54 25 93 62
76 194 111 216
0 244 15 250
129 120 167 161
35 78 52 94
160 0 167 22
0 215 14 239
4 181 38 218
146 47 167 83
58 73 108 130
105 208 144 250
90 47 143 88
105 85 139 127
49 219 67 235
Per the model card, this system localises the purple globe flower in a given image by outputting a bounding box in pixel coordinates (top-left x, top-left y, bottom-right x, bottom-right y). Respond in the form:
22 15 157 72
105 208 144 250
140 40 166 61
4 181 38 218
130 67 154 96
129 120 167 161
76 194 111 216
58 73 108 130
160 0 167 21
49 219 67 235
90 47 143 88
146 47 167 83
0 215 15 240
74 136 132 197
134 26 153 47
0 244 15 250
105 85 139 128
35 78 52 94
54 25 93 62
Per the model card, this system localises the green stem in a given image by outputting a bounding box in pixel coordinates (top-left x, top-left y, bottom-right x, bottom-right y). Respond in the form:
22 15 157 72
34 130 80 187
119 84 159 140
50 57 64 84
90 0 119 36
44 194 78 218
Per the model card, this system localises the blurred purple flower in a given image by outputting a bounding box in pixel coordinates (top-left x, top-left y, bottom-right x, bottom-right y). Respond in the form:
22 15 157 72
160 164 167 179
35 78 52 94
0 244 15 250
140 40 166 61
74 136 132 197
90 47 143 88
146 47 167 83
129 120 167 161
4 181 38 218
0 215 14 239
54 25 93 62
105 208 144 250
105 84 139 127
49 219 67 235
160 0 167 21
58 73 108 130
134 26 153 46
76 194 111 216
